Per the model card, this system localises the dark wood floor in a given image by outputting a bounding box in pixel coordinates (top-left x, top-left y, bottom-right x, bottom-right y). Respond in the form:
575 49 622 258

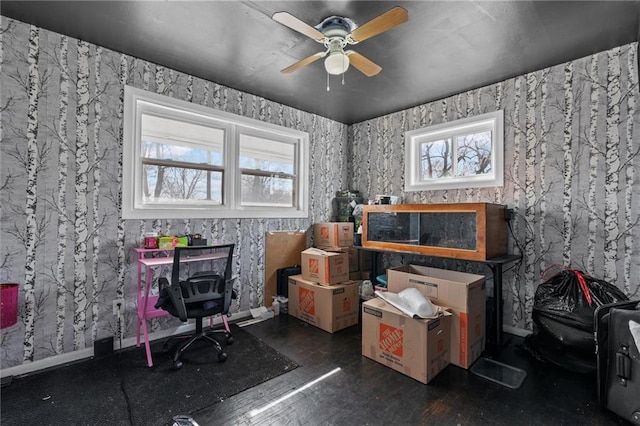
192 315 625 426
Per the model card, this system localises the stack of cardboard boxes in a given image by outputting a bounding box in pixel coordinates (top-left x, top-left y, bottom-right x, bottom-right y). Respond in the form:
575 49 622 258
311 221 371 281
285 221 488 385
361 264 486 384
287 222 361 333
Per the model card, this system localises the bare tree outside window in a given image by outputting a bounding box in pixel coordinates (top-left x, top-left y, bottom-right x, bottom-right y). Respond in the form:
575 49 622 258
405 110 503 191
420 138 452 179
456 130 492 176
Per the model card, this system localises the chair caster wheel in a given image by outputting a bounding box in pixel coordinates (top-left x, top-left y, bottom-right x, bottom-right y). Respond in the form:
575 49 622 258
218 352 228 362
173 360 183 370
226 335 234 345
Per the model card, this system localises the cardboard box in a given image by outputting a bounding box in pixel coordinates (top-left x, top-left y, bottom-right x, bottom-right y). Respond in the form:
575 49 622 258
288 275 359 333
387 265 486 369
301 248 349 285
361 298 451 384
264 230 307 307
313 222 354 248
346 247 359 272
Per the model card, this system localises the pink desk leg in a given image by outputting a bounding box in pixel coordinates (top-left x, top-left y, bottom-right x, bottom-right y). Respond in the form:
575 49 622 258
209 313 231 333
143 267 154 367
142 317 153 367
136 260 142 347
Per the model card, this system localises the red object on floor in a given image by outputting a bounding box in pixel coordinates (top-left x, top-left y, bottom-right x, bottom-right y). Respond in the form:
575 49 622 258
0 283 19 329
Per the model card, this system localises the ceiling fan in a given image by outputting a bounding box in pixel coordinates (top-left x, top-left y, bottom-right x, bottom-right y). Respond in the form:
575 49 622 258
272 6 408 80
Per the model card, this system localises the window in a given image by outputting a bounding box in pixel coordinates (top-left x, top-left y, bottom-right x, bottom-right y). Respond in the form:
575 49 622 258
238 131 296 207
404 110 504 192
123 86 309 219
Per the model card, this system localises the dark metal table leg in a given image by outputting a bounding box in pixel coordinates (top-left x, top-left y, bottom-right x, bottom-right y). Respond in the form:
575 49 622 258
493 264 504 354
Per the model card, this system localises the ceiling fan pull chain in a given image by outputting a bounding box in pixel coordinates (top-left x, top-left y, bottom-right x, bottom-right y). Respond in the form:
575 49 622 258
327 72 330 91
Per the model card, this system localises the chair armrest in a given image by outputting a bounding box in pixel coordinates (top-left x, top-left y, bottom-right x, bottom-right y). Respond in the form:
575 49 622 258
167 285 188 322
224 277 236 311
158 277 170 292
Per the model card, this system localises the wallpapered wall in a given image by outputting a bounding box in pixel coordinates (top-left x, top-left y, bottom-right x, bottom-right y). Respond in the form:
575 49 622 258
349 43 640 329
1 16 639 369
0 18 348 367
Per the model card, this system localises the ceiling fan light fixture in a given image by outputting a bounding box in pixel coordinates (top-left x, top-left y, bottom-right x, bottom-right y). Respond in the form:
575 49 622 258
273 7 408 78
324 51 350 75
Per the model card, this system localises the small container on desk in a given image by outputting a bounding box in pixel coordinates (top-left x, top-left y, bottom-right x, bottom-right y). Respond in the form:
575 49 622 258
143 233 158 249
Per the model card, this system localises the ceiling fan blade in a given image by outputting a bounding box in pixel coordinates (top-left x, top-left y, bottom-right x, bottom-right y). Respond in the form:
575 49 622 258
272 12 325 41
281 51 326 74
349 6 408 43
346 51 382 77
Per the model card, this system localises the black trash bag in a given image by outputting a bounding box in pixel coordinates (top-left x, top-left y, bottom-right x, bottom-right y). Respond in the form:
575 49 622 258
524 266 628 373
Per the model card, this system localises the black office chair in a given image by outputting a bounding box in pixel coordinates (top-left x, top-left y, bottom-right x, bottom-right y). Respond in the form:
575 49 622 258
156 244 235 370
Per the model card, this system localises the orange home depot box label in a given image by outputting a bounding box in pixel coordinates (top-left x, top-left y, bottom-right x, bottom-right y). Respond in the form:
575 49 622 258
460 311 468 366
379 323 403 357
299 287 315 316
313 223 354 248
342 295 352 312
301 248 349 285
320 226 331 240
308 257 320 276
288 275 359 333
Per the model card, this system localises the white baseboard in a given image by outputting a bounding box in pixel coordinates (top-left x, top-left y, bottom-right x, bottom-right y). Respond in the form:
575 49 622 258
0 310 251 379
0 347 97 380
503 325 532 337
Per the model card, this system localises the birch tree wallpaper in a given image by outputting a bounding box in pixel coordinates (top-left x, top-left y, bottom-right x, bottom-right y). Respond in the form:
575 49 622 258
350 43 640 329
1 15 639 371
0 18 348 368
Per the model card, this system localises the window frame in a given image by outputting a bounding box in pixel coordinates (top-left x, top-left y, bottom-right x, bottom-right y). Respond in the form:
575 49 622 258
123 85 309 219
404 110 504 192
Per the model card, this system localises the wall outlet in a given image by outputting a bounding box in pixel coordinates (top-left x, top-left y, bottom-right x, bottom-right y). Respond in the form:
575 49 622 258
113 299 125 316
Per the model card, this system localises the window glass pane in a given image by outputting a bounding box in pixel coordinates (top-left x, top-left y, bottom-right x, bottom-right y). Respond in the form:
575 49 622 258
143 165 222 204
239 134 294 173
241 174 293 207
456 130 492 177
123 86 309 219
141 114 224 166
420 138 452 179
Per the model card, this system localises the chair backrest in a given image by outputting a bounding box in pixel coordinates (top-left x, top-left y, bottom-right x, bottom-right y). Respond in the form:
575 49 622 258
179 274 225 304
171 244 235 288
156 244 235 321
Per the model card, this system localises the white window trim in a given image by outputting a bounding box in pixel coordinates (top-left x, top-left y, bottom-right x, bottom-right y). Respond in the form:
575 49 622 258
404 109 504 192
123 85 309 219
